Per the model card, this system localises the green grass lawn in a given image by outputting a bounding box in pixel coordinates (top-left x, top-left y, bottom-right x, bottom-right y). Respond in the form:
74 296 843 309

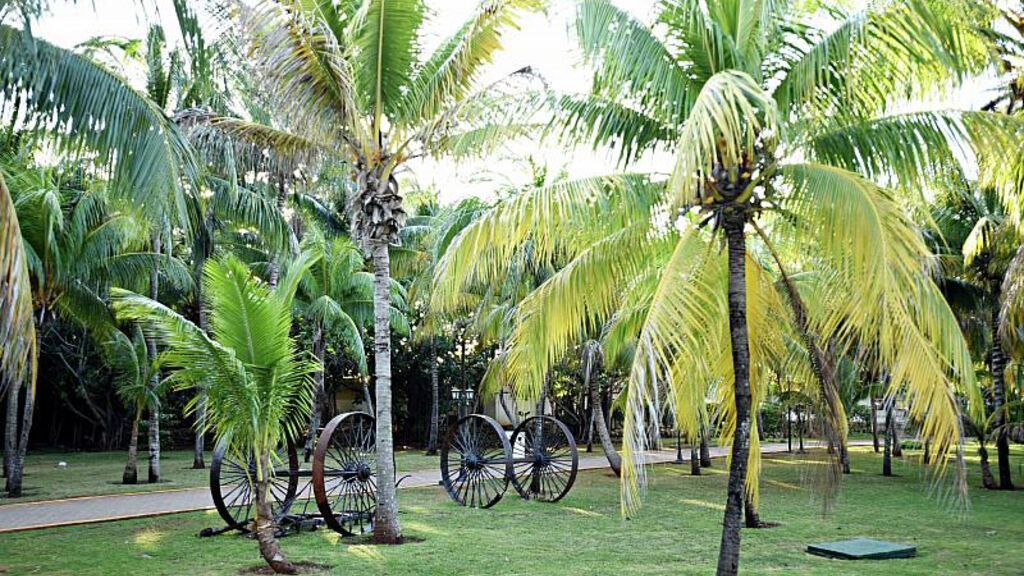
1 446 1021 575
1 448 441 504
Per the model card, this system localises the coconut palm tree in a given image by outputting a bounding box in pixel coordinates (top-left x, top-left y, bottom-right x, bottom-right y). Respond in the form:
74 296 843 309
104 326 161 485
112 253 318 574
199 0 542 541
435 1 1006 572
932 184 1023 489
1 156 190 496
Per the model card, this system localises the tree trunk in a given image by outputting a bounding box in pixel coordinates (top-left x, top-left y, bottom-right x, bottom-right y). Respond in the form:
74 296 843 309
589 378 621 476
307 323 326 460
716 211 752 576
9 377 34 497
370 241 401 544
147 233 161 484
744 498 761 529
979 443 998 489
267 176 287 288
426 336 439 455
585 404 595 453
700 426 712 467
840 438 851 474
255 451 296 574
786 406 792 453
989 299 1014 490
891 413 902 458
193 261 208 470
690 442 701 475
883 402 893 477
796 407 804 453
122 406 142 484
4 377 18 484
870 394 879 453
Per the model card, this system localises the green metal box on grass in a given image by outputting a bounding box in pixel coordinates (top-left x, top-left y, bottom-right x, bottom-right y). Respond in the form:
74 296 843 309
806 538 917 560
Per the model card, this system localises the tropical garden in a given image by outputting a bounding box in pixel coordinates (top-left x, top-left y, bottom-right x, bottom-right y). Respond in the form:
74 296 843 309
1 0 1023 575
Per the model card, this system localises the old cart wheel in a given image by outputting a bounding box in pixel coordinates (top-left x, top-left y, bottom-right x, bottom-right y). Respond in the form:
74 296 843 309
313 412 377 535
440 414 512 508
510 416 578 502
209 436 299 531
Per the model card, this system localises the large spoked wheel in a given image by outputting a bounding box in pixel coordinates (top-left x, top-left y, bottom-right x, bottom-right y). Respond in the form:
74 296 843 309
510 416 578 502
440 414 512 508
210 436 299 531
312 412 378 536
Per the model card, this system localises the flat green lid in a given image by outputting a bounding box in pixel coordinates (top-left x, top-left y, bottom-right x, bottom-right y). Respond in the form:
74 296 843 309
807 538 917 560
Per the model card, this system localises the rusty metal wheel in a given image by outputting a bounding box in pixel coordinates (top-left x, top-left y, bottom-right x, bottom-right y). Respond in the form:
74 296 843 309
510 416 578 502
312 412 377 535
209 436 299 531
440 414 512 508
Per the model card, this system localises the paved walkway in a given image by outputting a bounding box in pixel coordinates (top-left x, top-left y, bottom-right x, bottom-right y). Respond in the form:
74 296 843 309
0 441 827 533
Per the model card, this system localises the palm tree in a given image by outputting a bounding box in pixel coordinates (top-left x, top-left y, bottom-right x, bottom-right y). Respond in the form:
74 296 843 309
932 184 1022 489
1 156 190 495
435 1 1004 572
104 326 161 485
202 0 541 542
0 7 197 489
296 232 410 456
112 253 317 574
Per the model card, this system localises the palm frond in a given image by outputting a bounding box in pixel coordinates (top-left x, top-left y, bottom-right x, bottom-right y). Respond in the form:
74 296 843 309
0 172 36 398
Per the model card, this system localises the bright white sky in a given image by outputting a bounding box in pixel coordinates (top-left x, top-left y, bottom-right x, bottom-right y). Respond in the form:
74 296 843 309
33 0 1001 203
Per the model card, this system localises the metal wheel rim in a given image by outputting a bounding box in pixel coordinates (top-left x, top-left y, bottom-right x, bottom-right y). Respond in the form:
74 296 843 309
509 415 578 502
209 436 299 531
312 412 378 535
439 414 512 508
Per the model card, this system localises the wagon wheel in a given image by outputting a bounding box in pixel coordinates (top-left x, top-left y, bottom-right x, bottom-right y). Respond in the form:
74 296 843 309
313 412 378 535
510 416 578 502
209 436 299 531
440 414 512 508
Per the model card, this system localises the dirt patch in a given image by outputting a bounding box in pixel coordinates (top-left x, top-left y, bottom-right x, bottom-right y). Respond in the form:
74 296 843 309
239 561 330 574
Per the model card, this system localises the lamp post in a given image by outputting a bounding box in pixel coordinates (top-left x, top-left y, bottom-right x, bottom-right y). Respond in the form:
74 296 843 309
451 387 475 420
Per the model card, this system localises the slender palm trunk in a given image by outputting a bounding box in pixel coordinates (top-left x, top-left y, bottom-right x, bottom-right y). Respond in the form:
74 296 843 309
256 450 296 574
870 394 879 453
589 379 621 476
5 327 37 497
786 406 792 452
585 407 595 453
796 407 804 453
307 323 326 460
891 413 902 458
193 255 208 470
370 241 401 544
690 442 701 475
4 378 18 484
426 336 439 455
883 402 893 477
989 299 1014 490
716 211 752 576
147 233 161 484
700 426 712 467
744 499 761 528
979 440 997 489
122 405 142 484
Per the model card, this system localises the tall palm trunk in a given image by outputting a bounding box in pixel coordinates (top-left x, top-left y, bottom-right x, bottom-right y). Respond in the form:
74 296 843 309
122 405 142 484
716 211 753 576
700 426 712 467
147 233 161 484
978 437 998 489
307 323 326 459
786 405 793 452
589 379 621 475
883 402 893 477
690 442 701 475
426 336 439 455
989 298 1014 490
870 393 879 453
193 249 209 470
5 328 38 497
796 407 805 453
370 241 401 544
255 450 296 574
744 499 760 528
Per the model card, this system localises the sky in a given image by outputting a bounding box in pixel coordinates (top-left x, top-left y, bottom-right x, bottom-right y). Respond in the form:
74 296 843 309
32 0 1003 203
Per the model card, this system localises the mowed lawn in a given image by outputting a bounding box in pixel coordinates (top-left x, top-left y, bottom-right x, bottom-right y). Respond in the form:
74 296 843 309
0 446 1021 575
0 448 441 504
